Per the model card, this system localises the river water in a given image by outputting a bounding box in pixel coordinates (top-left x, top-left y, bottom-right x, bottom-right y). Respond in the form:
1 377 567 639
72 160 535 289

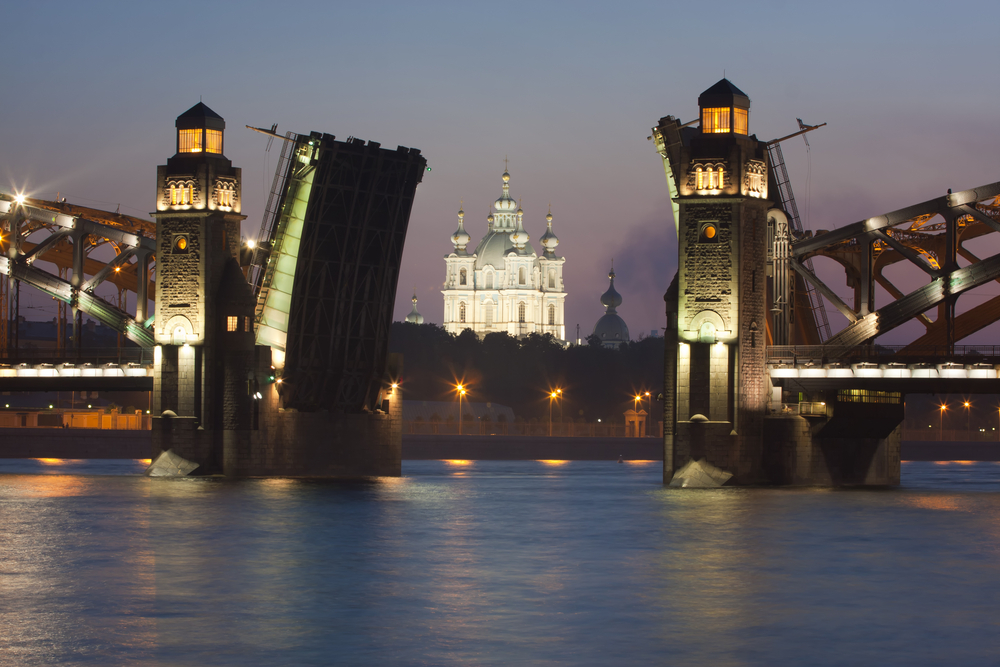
1 458 999 666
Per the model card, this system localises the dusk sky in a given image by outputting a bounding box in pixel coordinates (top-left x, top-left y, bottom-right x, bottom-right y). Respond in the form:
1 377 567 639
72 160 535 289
4 1 999 343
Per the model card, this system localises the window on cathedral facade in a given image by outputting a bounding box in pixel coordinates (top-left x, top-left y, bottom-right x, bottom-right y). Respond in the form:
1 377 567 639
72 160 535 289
485 302 493 328
519 267 526 285
460 268 467 286
548 304 555 325
485 272 493 289
226 316 238 332
548 270 555 289
518 302 526 323
459 303 466 323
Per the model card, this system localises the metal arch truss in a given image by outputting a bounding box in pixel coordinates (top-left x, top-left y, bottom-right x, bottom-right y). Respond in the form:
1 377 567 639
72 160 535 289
782 181 1000 351
0 196 156 348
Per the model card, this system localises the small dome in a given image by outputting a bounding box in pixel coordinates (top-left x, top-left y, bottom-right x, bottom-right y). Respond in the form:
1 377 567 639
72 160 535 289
495 196 517 212
510 212 530 248
405 292 424 324
494 169 518 212
451 206 470 251
540 209 558 254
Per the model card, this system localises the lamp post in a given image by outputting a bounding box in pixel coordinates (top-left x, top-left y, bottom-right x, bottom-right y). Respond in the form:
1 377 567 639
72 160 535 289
645 391 651 437
964 400 971 438
456 384 466 435
549 391 559 437
939 403 947 436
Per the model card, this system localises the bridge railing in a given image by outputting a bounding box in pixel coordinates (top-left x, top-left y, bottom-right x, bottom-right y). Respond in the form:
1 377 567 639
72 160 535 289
0 347 154 366
767 345 1000 364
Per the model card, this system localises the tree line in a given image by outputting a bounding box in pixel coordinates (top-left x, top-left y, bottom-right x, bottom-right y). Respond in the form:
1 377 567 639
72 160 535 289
388 322 664 423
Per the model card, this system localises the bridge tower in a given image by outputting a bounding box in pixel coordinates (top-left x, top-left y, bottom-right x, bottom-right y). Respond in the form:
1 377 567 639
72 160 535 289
150 103 254 472
660 80 771 484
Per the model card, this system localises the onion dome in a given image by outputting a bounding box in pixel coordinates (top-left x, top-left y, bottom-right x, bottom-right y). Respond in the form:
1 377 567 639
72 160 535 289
405 291 424 324
510 202 529 248
494 170 518 212
451 205 470 252
540 205 559 255
486 210 494 231
600 267 623 311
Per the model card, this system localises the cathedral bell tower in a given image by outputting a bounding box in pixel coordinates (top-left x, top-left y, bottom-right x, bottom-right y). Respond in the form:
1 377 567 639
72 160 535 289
151 103 250 472
661 80 771 484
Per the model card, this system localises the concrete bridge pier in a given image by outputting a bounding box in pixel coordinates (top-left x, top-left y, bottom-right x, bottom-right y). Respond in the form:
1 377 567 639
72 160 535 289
763 396 903 486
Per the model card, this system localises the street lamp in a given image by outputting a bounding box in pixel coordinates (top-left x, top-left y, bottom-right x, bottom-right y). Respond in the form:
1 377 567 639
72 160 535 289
645 391 651 436
549 390 560 437
964 400 971 437
456 384 466 435
939 403 948 435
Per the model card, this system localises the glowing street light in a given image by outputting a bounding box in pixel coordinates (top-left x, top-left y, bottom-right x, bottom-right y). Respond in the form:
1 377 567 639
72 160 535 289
964 400 972 435
14 193 26 206
456 383 466 435
939 403 948 434
549 389 562 437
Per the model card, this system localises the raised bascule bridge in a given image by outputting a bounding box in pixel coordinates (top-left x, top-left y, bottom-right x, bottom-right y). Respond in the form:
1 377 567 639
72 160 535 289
0 103 426 476
653 79 1000 487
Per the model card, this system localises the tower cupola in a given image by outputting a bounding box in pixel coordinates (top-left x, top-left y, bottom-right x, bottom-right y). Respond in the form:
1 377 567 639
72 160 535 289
540 206 559 255
698 79 751 136
451 204 471 252
175 102 226 156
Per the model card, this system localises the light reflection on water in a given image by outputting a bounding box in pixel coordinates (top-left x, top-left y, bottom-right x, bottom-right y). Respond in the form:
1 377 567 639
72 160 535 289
0 459 999 665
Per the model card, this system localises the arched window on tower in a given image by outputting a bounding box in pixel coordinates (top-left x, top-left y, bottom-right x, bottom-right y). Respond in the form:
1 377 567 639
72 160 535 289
548 269 555 289
460 268 467 286
485 271 493 289
696 167 704 190
519 267 526 285
707 167 716 190
518 302 526 323
459 303 467 323
484 301 493 328
548 304 555 325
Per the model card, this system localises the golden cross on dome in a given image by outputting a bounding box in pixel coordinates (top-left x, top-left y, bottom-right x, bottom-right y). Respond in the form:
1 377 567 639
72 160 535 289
504 156 508 171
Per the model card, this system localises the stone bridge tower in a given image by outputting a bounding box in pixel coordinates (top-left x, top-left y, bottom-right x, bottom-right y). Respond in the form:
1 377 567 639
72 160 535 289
657 80 771 484
151 103 253 472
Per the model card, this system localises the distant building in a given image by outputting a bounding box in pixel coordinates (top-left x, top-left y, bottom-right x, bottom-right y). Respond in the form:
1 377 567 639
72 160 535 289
442 168 566 339
593 267 630 348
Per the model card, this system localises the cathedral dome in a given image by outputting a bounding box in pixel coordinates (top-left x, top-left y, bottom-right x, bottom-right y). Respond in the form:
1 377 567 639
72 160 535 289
474 230 535 270
594 312 629 345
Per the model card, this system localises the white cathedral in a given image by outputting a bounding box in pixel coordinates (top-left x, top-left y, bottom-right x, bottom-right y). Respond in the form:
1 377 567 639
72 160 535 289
442 168 566 340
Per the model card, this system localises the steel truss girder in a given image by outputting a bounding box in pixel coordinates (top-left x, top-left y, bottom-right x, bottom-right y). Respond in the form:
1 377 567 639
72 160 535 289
789 180 1000 349
0 198 155 346
792 181 1000 258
